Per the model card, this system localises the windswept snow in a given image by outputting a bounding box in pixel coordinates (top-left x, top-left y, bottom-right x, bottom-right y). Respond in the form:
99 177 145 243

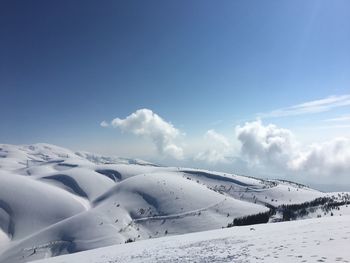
0 143 348 263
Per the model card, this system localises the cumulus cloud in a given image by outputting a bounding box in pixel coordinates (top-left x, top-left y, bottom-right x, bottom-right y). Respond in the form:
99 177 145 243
195 130 231 164
102 109 350 177
259 94 350 118
235 120 350 177
289 137 350 176
236 120 297 168
107 109 183 159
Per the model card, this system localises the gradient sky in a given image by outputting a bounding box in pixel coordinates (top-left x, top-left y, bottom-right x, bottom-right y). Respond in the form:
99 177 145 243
1 1 350 189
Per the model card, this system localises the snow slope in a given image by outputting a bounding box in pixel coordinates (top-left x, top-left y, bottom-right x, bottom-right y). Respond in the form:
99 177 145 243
33 215 350 263
0 143 346 263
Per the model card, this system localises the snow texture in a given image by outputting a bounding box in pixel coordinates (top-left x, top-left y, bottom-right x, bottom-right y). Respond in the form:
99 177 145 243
33 216 350 263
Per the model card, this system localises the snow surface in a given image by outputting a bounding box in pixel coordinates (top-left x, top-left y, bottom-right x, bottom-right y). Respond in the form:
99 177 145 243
33 215 350 263
0 143 347 263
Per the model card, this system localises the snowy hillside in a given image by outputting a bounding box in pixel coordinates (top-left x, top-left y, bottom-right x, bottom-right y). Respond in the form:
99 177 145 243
33 215 350 263
0 143 348 263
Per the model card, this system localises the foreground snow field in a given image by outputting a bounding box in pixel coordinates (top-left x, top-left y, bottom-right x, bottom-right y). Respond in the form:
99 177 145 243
33 215 350 263
0 143 349 262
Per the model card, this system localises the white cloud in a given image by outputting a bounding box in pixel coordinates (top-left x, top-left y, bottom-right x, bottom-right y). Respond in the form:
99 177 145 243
205 130 230 147
107 109 183 159
102 109 350 178
324 114 350 122
259 94 350 118
313 124 350 129
236 120 297 168
289 137 350 176
235 120 350 177
100 120 109 127
195 130 231 164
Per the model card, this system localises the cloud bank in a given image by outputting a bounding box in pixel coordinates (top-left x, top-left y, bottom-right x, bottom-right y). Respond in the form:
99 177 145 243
289 137 350 176
105 109 183 159
102 106 350 179
236 120 350 177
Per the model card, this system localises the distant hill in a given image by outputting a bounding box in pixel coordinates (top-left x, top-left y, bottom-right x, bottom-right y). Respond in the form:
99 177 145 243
0 143 349 263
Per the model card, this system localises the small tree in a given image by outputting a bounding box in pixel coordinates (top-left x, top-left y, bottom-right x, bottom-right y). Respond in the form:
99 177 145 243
125 238 134 243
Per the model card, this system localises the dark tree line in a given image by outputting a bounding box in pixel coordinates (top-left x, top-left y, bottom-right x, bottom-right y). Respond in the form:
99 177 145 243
280 197 350 221
227 196 350 227
227 209 274 227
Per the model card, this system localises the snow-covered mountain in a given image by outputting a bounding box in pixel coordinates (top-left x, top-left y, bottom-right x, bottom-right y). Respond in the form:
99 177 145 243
0 143 348 263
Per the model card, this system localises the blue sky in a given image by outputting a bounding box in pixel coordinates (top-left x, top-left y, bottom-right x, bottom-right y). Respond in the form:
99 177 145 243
1 1 350 189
